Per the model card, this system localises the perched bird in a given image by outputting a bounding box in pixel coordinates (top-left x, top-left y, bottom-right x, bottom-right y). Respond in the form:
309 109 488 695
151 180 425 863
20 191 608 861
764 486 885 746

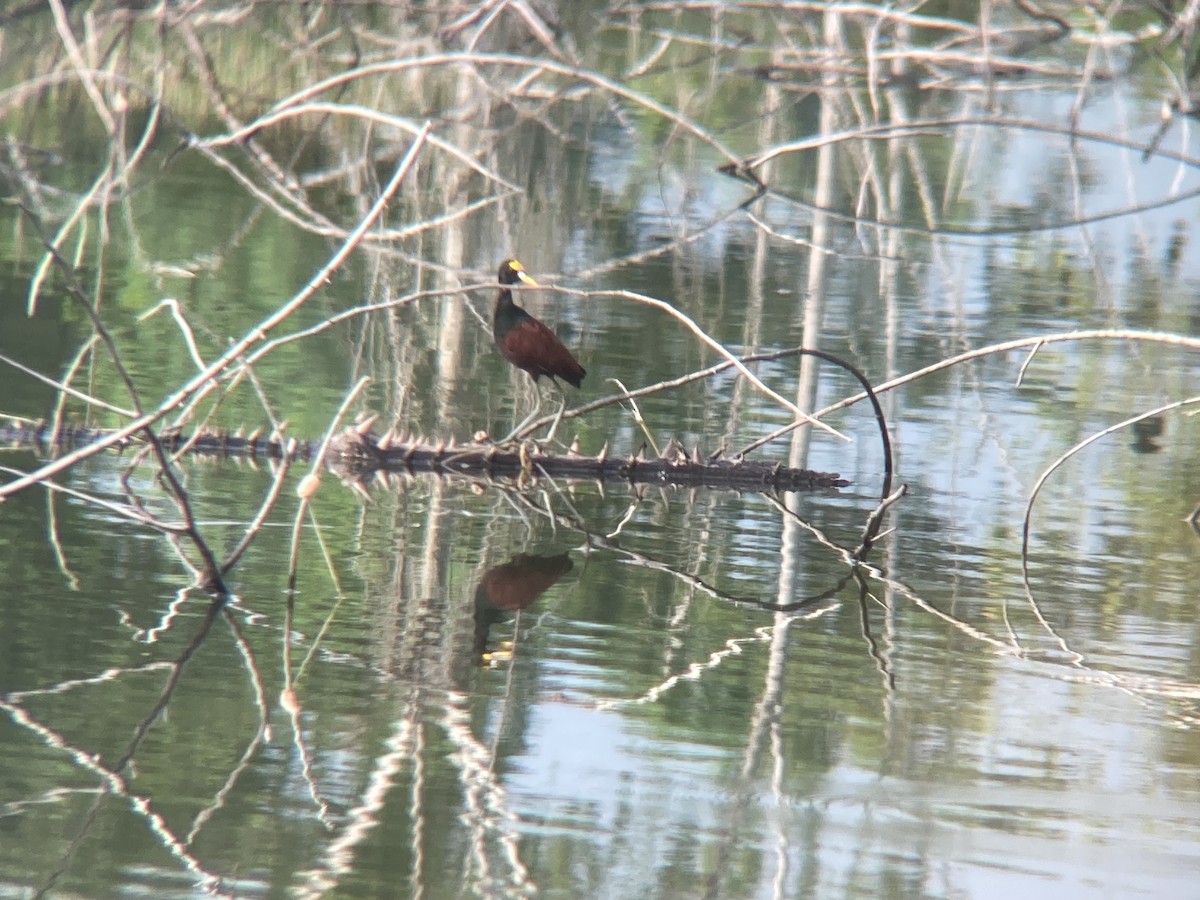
493 258 585 441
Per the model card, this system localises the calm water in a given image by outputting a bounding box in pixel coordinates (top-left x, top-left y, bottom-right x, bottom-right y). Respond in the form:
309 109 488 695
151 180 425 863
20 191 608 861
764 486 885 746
1 3 1199 898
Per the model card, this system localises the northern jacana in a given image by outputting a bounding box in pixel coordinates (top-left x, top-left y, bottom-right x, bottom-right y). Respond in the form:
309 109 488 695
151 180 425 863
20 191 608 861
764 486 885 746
493 258 585 442
474 552 573 663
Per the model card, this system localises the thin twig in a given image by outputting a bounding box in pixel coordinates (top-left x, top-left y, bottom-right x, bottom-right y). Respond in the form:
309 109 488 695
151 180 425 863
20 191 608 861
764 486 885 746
251 52 742 166
604 377 660 454
0 466 184 532
220 454 294 575
287 375 372 597
738 329 1200 457
0 351 135 418
1021 397 1200 585
1015 338 1045 387
0 124 430 501
547 285 847 440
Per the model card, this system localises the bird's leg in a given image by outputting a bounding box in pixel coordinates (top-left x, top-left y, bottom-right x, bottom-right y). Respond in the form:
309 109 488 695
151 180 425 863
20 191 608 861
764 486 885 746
542 382 569 445
498 381 544 444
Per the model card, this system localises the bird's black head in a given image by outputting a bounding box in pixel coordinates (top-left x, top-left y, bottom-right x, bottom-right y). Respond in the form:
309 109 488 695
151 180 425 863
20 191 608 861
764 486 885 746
498 258 537 286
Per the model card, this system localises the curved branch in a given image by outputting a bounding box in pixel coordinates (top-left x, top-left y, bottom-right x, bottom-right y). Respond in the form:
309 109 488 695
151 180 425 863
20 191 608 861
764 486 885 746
738 330 1200 457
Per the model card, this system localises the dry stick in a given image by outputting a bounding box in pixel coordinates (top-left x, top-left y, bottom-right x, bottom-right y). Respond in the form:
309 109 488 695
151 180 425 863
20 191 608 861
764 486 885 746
138 299 210 374
0 465 184 533
200 102 520 193
100 65 162 247
295 375 373 502
220 454 293 576
745 211 839 255
49 335 107 439
242 270 725 384
534 286 846 440
874 566 1016 653
44 489 81 591
184 284 475 425
120 4 167 184
442 0 505 38
766 170 1200 239
1011 399 1200 699
185 140 340 237
871 48 1073 77
122 470 208 587
0 124 430 502
234 349 287 436
175 12 353 245
175 16 284 183
0 351 135 418
18 206 229 585
47 0 116 136
779 346 896 546
25 163 113 316
1014 337 1044 386
605 377 660 455
738 329 1200 457
526 346 819 436
855 531 1194 707
762 492 861 565
138 302 257 462
1067 2 1106 130
505 0 571 62
167 340 295 461
606 1 980 35
286 375 372 598
852 485 908 562
1013 0 1072 33
222 286 813 448
242 51 742 167
735 113 1200 177
168 230 480 429
1020 395 1200 596
353 193 513 244
0 69 165 121
134 300 255 464
194 135 514 243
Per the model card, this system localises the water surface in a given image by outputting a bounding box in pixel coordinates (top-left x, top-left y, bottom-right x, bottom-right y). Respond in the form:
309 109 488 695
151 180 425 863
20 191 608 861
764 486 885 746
0 3 1198 898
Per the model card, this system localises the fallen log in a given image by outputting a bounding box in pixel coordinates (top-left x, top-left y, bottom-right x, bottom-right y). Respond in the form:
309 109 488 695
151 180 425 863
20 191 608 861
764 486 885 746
1 418 848 493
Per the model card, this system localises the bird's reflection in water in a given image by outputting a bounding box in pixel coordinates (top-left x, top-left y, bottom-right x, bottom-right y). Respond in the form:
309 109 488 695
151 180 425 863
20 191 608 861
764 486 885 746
1131 415 1165 454
474 552 573 665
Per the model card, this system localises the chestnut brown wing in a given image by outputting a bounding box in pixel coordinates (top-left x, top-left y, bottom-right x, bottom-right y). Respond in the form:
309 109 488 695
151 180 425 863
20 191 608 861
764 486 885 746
497 317 586 387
